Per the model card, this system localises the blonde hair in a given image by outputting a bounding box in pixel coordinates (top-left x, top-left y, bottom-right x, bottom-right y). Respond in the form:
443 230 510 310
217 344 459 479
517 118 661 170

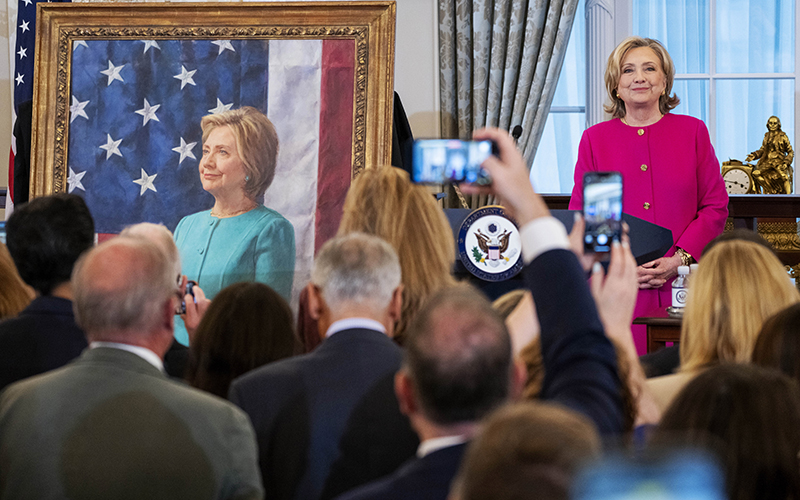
0 242 32 320
337 167 456 342
201 106 279 202
604 36 680 118
680 240 800 371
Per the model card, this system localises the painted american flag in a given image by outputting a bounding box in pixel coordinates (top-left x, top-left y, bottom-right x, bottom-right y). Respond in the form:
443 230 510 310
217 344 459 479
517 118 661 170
65 37 355 304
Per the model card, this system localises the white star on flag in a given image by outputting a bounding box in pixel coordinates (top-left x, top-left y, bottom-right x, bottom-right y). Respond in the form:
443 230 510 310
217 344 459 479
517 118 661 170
174 66 197 90
22 0 31 6
209 98 233 115
141 40 161 53
17 47 26 59
211 40 235 55
67 168 87 194
100 61 125 86
135 98 161 126
172 137 197 164
20 20 29 33
99 134 123 159
132 168 158 195
15 73 23 86
70 96 90 123
73 41 89 51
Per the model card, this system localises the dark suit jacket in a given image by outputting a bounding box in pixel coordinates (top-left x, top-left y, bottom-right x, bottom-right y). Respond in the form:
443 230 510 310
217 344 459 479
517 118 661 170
0 347 263 500
12 99 32 205
526 249 624 435
0 296 87 393
334 443 467 500
229 327 419 500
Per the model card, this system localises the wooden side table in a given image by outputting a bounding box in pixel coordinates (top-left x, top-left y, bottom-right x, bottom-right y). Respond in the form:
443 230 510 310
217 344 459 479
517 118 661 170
633 307 682 353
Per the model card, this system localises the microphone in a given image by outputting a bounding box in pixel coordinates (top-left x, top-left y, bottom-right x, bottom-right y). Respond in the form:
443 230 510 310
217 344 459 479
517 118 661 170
511 125 523 143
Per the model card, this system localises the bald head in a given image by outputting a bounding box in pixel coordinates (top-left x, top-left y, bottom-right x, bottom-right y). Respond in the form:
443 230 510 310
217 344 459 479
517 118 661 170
72 238 176 342
119 223 181 279
404 285 513 424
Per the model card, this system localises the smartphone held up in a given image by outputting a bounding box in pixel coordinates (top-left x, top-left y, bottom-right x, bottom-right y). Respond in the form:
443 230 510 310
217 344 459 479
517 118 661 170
412 139 498 185
582 172 623 255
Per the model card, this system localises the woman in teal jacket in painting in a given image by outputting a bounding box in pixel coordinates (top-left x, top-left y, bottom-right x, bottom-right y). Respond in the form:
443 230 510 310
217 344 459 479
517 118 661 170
174 107 295 345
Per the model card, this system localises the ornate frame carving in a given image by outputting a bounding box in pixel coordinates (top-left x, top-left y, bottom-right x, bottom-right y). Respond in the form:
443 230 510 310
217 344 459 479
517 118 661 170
30 1 396 196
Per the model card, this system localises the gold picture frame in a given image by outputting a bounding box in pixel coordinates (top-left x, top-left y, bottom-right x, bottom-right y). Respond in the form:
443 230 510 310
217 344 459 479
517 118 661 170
30 1 396 198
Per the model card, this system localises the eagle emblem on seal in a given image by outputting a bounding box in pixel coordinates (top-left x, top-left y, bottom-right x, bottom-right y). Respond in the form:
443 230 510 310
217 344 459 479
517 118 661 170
471 222 517 268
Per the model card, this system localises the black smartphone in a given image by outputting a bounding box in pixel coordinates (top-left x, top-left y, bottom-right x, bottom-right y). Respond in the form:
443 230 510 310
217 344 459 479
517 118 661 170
582 171 623 254
179 280 197 315
412 139 498 185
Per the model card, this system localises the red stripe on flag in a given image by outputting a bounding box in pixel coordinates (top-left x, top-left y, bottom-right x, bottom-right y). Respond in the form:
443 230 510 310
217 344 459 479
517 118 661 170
315 39 355 253
7 149 14 204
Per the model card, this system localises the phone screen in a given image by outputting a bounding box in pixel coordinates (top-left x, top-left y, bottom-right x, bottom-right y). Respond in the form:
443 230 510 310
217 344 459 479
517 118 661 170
583 171 623 253
572 451 726 500
412 139 496 185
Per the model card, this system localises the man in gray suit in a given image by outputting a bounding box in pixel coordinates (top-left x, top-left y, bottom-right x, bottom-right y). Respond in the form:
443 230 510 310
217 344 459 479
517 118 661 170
0 237 263 500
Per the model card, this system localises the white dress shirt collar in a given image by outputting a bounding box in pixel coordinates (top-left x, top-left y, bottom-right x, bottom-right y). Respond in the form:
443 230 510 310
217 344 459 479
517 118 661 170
520 216 570 265
90 341 165 372
417 435 470 458
325 318 387 338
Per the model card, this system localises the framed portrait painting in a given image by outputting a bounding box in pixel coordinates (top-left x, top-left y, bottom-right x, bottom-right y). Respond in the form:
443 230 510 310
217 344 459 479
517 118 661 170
29 1 396 314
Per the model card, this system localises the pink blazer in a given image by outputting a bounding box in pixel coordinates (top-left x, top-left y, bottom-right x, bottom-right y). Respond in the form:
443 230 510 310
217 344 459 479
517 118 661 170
569 114 728 328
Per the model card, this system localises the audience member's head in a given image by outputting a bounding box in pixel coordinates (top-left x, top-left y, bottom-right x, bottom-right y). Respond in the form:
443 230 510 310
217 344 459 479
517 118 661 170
119 222 181 281
680 240 799 371
452 402 601 500
398 285 516 430
752 303 800 382
0 242 33 320
309 232 402 335
337 167 455 342
186 282 299 398
655 364 800 500
6 194 94 296
703 228 774 255
491 288 527 320
72 238 176 351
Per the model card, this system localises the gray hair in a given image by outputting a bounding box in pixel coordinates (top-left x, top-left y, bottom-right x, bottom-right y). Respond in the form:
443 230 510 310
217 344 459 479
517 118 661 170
119 222 181 280
311 232 401 314
72 238 176 339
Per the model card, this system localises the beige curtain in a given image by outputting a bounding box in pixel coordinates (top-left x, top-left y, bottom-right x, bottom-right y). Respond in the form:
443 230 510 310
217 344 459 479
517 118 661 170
439 0 579 206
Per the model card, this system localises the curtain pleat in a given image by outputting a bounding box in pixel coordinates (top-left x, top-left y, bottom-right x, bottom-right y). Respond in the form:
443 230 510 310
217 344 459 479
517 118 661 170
439 0 579 208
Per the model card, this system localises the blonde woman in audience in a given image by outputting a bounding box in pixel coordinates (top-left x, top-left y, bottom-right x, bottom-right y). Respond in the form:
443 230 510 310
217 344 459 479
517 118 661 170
0 242 33 321
300 167 456 350
338 167 456 344
647 239 800 411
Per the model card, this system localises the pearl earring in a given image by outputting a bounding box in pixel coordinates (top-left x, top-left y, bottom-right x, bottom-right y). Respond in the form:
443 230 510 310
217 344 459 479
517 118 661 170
245 175 250 181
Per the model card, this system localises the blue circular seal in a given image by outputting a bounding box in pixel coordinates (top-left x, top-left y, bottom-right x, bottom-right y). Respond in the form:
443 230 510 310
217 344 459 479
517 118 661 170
458 206 523 282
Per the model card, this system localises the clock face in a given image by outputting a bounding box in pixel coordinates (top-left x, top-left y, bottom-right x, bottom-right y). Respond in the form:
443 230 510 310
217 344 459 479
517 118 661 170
723 168 751 194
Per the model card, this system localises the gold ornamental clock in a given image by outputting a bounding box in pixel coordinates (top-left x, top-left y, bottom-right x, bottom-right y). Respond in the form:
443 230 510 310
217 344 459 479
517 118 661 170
722 161 755 194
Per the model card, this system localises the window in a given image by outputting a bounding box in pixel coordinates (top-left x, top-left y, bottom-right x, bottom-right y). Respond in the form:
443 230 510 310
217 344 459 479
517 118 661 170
532 0 797 194
634 0 795 180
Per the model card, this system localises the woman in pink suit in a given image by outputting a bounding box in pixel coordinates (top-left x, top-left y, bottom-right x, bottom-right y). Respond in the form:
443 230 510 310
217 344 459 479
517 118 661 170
569 37 728 354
